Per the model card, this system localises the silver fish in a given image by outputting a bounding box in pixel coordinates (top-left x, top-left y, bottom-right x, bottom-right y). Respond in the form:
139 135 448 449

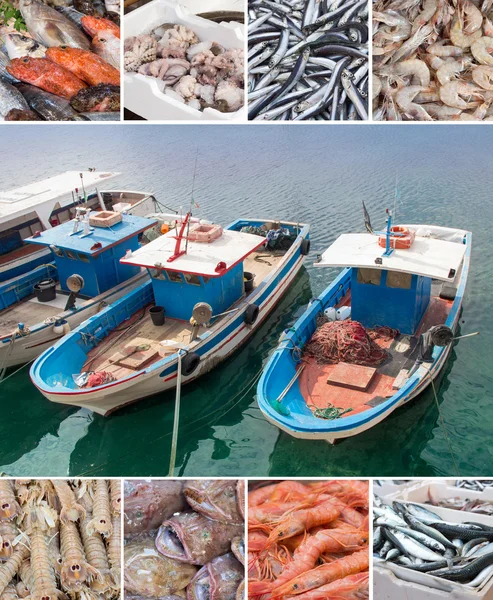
91 31 119 69
79 111 119 120
0 80 30 117
19 0 91 50
4 34 47 59
17 83 88 120
386 528 444 562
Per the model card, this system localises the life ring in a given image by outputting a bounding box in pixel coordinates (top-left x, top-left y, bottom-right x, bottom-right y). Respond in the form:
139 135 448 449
378 226 415 250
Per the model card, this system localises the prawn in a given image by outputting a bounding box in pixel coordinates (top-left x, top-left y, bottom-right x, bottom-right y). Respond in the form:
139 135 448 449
0 523 18 560
450 15 482 49
472 65 493 89
273 548 369 596
436 58 469 85
439 80 483 108
284 572 369 600
484 16 493 37
411 0 439 32
427 40 464 57
463 0 483 34
393 58 431 86
0 546 29 597
51 481 85 524
249 484 279 507
471 37 493 66
87 481 112 538
0 483 20 522
396 85 434 120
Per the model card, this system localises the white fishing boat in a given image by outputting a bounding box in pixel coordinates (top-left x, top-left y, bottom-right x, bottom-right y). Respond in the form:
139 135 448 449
31 215 310 415
257 207 472 443
0 208 158 373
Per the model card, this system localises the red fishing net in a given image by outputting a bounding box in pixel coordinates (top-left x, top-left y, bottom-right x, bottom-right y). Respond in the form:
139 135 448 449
304 320 399 367
84 371 116 388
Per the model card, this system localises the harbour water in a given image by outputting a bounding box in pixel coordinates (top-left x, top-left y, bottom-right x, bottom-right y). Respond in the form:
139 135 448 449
1 124 492 477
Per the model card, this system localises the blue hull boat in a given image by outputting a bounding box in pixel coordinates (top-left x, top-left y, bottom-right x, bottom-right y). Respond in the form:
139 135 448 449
257 222 471 443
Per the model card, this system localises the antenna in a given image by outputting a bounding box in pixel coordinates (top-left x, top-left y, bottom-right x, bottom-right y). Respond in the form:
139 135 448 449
185 145 200 253
79 172 87 203
393 173 399 223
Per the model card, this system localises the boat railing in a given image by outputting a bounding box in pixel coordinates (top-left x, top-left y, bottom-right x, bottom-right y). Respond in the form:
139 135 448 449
0 264 57 312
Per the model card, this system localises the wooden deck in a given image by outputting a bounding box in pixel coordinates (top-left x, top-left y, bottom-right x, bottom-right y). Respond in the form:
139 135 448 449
244 250 285 287
0 296 59 337
299 292 454 417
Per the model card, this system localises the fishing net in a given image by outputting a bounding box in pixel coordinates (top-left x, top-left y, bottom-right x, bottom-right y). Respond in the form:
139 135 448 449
240 225 296 251
308 403 354 420
304 320 399 367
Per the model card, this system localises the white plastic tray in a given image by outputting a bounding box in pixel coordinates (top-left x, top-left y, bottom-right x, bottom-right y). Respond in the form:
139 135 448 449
374 489 493 599
124 0 246 121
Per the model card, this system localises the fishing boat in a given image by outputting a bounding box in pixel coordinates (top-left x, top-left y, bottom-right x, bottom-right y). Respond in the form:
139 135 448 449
30 216 310 415
0 170 160 282
0 208 158 373
257 208 471 443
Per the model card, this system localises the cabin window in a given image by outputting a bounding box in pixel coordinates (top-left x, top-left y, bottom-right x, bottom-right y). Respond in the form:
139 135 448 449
166 270 183 283
149 269 166 280
184 273 201 286
77 253 90 263
357 268 381 286
386 271 412 290
202 277 210 284
65 249 78 260
51 245 65 258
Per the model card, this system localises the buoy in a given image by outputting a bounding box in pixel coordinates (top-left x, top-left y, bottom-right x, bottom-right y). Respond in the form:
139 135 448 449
378 226 415 250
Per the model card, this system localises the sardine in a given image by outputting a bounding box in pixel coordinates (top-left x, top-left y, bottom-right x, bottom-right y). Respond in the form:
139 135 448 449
19 0 91 49
384 528 444 562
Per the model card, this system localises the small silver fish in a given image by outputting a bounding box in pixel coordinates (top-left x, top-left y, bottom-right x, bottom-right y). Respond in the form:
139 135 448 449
19 0 91 49
0 49 19 84
4 34 47 59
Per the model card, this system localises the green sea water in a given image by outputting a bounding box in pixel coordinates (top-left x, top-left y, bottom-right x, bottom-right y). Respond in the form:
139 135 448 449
0 124 492 478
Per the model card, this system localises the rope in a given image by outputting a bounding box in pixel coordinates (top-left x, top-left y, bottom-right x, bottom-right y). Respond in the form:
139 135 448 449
308 403 353 420
0 357 36 385
0 325 32 380
305 320 399 367
429 371 461 476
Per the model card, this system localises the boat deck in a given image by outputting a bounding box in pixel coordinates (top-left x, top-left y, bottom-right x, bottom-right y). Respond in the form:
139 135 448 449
81 248 286 380
298 292 454 417
0 243 44 266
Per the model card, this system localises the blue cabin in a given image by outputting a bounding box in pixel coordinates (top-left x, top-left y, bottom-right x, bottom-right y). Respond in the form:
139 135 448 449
26 211 156 298
121 218 266 321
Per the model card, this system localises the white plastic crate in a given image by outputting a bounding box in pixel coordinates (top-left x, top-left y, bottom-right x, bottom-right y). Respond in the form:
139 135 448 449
124 0 246 121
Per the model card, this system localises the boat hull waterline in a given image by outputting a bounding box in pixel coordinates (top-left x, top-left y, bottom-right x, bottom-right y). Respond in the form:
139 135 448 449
257 230 471 443
31 220 310 415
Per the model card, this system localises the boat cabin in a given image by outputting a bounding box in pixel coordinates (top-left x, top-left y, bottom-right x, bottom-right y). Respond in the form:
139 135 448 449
26 210 157 299
121 217 267 321
316 227 467 335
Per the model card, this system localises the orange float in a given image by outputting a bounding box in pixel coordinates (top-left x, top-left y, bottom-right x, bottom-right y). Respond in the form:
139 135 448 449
378 225 415 250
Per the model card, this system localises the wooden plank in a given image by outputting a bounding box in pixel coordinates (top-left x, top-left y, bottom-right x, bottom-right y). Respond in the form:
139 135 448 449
327 362 377 391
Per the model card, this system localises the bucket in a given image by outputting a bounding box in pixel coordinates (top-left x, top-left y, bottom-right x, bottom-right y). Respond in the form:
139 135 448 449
244 271 254 293
150 305 165 326
34 278 56 302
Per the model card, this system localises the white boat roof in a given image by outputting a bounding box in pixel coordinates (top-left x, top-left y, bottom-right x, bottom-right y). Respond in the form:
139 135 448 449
316 232 467 281
121 227 266 277
0 171 120 227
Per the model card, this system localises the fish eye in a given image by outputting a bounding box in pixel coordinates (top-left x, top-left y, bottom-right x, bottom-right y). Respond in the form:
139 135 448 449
22 58 29 63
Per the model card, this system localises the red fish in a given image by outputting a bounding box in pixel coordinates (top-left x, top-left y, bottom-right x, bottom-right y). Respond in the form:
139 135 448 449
46 46 120 86
81 15 120 39
6 57 87 99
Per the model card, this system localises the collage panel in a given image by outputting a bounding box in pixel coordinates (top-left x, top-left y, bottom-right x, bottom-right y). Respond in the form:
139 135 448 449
247 479 370 599
0 0 121 121
373 0 493 122
123 479 245 600
0 479 122 600
247 0 369 120
123 0 246 120
373 480 493 598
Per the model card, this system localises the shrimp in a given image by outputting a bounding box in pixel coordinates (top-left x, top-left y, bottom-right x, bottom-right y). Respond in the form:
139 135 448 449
412 0 439 32
472 65 493 88
439 80 483 108
265 497 348 546
87 481 112 538
396 85 434 120
463 0 483 34
484 16 493 37
0 523 18 560
109 481 121 516
249 485 279 507
391 23 434 63
427 40 464 56
29 524 67 600
450 15 482 49
394 58 431 86
0 584 18 600
373 10 411 42
420 102 463 119
17 560 33 598
471 37 493 65
436 58 468 84
270 529 367 592
60 521 100 591
0 482 20 522
51 482 85 525
46 526 62 576
107 514 120 584
273 548 369 596
283 572 369 600
373 74 382 98
0 545 29 597
472 97 493 118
